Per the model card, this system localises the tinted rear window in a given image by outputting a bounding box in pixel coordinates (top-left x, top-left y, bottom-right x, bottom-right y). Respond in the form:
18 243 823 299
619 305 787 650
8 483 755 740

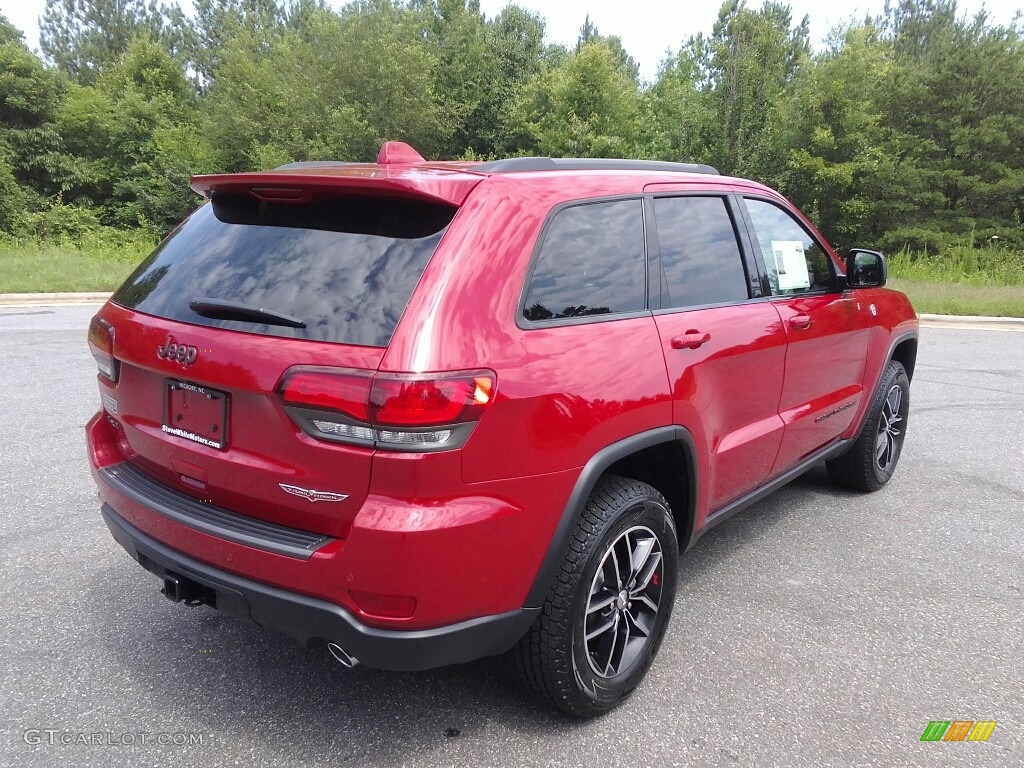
112 195 456 346
522 199 646 322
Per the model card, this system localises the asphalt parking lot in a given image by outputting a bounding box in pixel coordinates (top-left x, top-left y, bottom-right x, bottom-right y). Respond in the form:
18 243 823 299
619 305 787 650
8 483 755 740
1 305 1021 768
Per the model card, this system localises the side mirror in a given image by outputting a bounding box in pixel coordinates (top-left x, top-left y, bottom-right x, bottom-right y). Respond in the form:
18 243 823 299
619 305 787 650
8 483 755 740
845 248 887 288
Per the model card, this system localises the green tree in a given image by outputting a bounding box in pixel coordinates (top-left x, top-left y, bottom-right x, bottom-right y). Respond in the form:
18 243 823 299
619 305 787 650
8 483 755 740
575 15 640 83
480 4 547 155
2 0 1021 262
202 2 449 168
200 10 372 170
415 0 490 157
40 0 187 83
516 41 640 157
639 38 716 165
701 0 810 182
779 23 889 248
53 35 202 229
0 14 66 230
414 1 547 157
186 0 285 82
332 0 452 157
873 0 1024 249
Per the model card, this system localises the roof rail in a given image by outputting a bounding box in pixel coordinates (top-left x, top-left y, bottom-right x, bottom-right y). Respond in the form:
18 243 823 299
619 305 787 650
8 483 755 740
273 160 355 170
473 157 720 175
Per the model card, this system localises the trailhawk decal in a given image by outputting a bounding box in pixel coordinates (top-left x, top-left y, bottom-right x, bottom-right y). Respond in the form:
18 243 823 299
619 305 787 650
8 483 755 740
814 400 857 423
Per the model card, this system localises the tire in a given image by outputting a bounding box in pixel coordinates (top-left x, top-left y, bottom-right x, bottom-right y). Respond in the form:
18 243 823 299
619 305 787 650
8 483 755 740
826 359 910 491
509 475 679 717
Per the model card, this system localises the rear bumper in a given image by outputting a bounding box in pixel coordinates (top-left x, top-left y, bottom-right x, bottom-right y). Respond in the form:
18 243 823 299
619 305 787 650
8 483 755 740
87 411 576 631
102 504 537 671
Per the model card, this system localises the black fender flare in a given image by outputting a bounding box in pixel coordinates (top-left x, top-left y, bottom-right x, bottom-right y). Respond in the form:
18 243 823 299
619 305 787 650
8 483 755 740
523 426 699 608
849 329 918 440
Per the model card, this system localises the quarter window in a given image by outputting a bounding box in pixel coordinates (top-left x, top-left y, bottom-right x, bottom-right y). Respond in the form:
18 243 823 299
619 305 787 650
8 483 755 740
653 196 749 309
523 199 645 322
744 199 834 295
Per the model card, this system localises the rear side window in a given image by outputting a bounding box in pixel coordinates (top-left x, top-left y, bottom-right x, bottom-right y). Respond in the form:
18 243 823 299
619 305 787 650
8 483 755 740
522 199 645 322
653 196 749 309
113 195 456 347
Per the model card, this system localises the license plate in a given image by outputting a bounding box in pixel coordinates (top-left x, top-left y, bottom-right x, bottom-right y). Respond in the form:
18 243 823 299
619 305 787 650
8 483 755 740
162 380 228 450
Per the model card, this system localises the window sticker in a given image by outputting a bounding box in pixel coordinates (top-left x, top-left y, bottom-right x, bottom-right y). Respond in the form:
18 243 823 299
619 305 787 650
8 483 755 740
770 240 811 290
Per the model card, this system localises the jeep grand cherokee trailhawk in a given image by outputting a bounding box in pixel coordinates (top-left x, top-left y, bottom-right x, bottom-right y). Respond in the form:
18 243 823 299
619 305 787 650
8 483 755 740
86 142 918 717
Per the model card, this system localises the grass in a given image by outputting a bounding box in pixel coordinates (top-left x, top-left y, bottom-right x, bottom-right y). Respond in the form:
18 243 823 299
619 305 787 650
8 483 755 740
0 232 154 293
888 279 1024 317
886 245 1024 286
1 232 1023 317
886 245 1024 317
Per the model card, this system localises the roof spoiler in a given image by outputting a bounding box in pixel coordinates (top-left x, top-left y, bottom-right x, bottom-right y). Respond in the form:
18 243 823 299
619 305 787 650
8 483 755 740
190 169 480 207
191 142 477 206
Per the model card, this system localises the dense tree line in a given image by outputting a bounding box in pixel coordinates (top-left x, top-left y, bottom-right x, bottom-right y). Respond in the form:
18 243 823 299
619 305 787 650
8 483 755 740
1 0 1022 254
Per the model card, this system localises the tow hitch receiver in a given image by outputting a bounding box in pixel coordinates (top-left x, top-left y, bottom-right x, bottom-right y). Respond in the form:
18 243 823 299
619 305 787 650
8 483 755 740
161 572 215 607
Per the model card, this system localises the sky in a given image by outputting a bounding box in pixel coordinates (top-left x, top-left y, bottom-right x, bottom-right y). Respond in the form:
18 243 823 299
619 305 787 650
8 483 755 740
2 0 1021 81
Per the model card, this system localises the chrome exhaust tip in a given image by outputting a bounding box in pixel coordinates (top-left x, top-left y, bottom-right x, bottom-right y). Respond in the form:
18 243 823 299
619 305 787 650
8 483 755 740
327 642 360 668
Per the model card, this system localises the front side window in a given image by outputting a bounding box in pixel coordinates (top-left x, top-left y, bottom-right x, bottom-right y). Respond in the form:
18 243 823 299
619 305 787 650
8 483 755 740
522 199 645 322
653 196 749 309
744 198 834 295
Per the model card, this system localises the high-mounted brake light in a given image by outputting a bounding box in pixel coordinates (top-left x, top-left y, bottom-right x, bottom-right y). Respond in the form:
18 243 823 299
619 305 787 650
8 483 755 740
88 316 118 383
277 368 496 451
249 186 305 201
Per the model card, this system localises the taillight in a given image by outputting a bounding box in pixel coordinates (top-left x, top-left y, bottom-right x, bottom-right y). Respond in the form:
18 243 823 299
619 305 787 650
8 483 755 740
371 373 493 427
277 368 496 451
88 316 118 383
280 369 371 421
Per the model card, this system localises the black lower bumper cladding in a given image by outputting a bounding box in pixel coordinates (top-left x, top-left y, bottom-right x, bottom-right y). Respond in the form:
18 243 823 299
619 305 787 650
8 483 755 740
101 504 537 671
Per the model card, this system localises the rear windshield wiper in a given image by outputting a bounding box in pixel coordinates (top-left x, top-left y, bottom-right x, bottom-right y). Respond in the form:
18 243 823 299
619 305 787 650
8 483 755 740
188 297 307 329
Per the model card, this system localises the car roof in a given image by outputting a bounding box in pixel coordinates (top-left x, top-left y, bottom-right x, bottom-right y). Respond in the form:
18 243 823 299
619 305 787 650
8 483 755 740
192 143 780 207
275 156 720 176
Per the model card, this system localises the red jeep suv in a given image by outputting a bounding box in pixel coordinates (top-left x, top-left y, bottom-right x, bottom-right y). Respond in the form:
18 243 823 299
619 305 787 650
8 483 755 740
86 142 918 716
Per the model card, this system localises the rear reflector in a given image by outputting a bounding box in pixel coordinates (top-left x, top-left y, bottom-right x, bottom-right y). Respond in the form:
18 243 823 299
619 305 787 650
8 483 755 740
278 368 495 451
88 316 118 383
349 590 417 619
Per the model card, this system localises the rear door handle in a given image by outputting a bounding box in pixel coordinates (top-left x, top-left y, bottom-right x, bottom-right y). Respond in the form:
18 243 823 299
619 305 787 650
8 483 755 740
788 314 813 330
670 330 711 350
